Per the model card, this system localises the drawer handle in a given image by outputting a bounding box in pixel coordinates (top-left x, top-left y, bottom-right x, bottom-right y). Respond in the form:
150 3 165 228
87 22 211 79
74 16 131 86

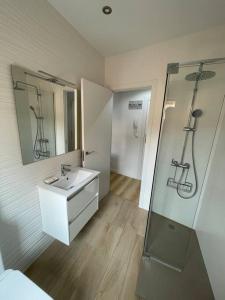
69 196 98 224
67 177 97 201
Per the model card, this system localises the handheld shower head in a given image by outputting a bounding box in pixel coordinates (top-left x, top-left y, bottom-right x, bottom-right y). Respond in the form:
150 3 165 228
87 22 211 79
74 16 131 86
192 109 203 118
29 105 35 111
29 105 38 119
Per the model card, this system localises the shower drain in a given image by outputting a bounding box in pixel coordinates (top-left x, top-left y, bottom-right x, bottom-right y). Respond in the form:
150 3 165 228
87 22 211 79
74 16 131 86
168 224 175 230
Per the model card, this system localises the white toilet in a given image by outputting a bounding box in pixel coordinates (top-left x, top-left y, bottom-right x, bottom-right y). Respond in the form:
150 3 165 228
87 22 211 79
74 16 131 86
0 269 52 300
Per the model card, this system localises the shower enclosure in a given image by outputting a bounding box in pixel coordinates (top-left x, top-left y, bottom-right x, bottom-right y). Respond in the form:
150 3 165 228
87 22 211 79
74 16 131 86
137 58 225 298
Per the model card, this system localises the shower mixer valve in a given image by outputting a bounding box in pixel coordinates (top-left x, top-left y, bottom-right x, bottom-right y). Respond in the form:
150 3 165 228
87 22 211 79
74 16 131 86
167 158 193 193
171 159 190 169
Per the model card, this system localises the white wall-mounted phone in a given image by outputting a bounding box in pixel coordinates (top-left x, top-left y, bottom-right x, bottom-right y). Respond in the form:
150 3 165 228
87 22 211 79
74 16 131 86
133 120 139 138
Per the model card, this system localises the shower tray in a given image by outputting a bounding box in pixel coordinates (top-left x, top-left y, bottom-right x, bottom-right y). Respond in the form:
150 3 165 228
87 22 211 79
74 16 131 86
145 213 194 272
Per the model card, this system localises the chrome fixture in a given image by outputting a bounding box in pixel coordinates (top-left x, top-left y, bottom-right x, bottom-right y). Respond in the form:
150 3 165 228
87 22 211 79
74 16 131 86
38 70 76 88
102 5 112 15
23 70 76 89
179 57 225 67
167 159 192 193
13 83 25 91
29 104 49 159
85 150 95 155
167 63 216 199
185 71 216 81
29 105 38 119
61 164 71 176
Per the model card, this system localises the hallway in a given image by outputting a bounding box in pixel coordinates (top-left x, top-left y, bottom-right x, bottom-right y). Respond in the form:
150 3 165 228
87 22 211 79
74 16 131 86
110 172 141 205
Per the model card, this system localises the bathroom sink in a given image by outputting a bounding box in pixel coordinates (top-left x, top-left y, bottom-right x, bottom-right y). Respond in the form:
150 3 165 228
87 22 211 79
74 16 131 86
39 167 100 245
52 168 94 191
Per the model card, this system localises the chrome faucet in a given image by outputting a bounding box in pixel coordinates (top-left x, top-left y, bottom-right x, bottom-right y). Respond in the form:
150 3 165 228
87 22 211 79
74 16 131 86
61 164 71 176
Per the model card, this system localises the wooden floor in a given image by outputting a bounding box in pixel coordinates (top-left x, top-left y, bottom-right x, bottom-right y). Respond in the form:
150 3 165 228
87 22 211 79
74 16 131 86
26 173 148 300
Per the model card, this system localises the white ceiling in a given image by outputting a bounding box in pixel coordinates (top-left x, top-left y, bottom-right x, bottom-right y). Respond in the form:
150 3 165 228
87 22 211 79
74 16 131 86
48 0 225 56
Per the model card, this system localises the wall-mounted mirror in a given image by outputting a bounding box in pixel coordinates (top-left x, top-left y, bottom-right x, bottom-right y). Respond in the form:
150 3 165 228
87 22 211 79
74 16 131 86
11 65 79 165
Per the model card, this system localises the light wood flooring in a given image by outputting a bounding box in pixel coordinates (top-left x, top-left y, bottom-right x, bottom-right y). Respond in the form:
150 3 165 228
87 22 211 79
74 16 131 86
26 173 148 300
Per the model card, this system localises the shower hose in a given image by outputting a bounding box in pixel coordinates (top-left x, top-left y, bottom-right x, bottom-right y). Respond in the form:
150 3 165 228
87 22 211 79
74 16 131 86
176 130 198 199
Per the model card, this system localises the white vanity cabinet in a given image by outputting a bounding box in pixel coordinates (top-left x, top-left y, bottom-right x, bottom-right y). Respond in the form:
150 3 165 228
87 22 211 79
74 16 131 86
39 173 99 246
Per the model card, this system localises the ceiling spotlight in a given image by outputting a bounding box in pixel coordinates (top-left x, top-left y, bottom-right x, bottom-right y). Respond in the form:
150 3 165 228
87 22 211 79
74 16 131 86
102 5 112 15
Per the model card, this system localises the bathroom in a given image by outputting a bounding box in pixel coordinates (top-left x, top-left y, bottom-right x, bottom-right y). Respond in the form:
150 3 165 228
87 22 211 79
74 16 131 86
1 1 225 299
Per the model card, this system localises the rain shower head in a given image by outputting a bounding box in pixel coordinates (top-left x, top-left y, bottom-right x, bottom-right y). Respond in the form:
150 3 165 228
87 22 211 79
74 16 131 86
29 105 38 119
185 70 216 81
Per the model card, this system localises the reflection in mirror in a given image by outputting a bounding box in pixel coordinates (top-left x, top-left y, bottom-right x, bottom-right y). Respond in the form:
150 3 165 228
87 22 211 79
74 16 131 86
11 65 79 165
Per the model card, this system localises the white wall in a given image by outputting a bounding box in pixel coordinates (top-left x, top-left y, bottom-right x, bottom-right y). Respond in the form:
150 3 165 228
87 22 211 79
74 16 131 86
195 100 225 300
105 23 225 212
111 90 150 179
0 0 104 272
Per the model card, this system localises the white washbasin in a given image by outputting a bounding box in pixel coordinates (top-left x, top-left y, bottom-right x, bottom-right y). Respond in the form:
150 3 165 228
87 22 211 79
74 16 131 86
38 167 100 245
52 169 94 191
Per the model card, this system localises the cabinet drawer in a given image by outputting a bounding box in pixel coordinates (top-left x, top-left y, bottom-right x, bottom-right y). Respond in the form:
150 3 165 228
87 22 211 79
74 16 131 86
67 177 98 222
69 196 98 242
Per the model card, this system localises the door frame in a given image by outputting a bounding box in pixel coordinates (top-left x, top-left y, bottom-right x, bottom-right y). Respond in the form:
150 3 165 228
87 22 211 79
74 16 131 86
111 88 150 180
110 78 164 211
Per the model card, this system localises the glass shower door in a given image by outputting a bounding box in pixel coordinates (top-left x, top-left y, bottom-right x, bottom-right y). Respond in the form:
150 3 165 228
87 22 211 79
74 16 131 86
144 61 225 270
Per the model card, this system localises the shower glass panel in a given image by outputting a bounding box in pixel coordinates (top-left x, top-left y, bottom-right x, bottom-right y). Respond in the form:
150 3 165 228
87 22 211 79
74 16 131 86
144 60 225 271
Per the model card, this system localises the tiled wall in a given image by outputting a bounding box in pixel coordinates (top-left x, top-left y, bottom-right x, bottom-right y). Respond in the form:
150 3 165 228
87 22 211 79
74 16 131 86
0 0 104 271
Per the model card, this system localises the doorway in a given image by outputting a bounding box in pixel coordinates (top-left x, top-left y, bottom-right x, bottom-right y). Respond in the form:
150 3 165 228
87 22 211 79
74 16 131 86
110 88 151 206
